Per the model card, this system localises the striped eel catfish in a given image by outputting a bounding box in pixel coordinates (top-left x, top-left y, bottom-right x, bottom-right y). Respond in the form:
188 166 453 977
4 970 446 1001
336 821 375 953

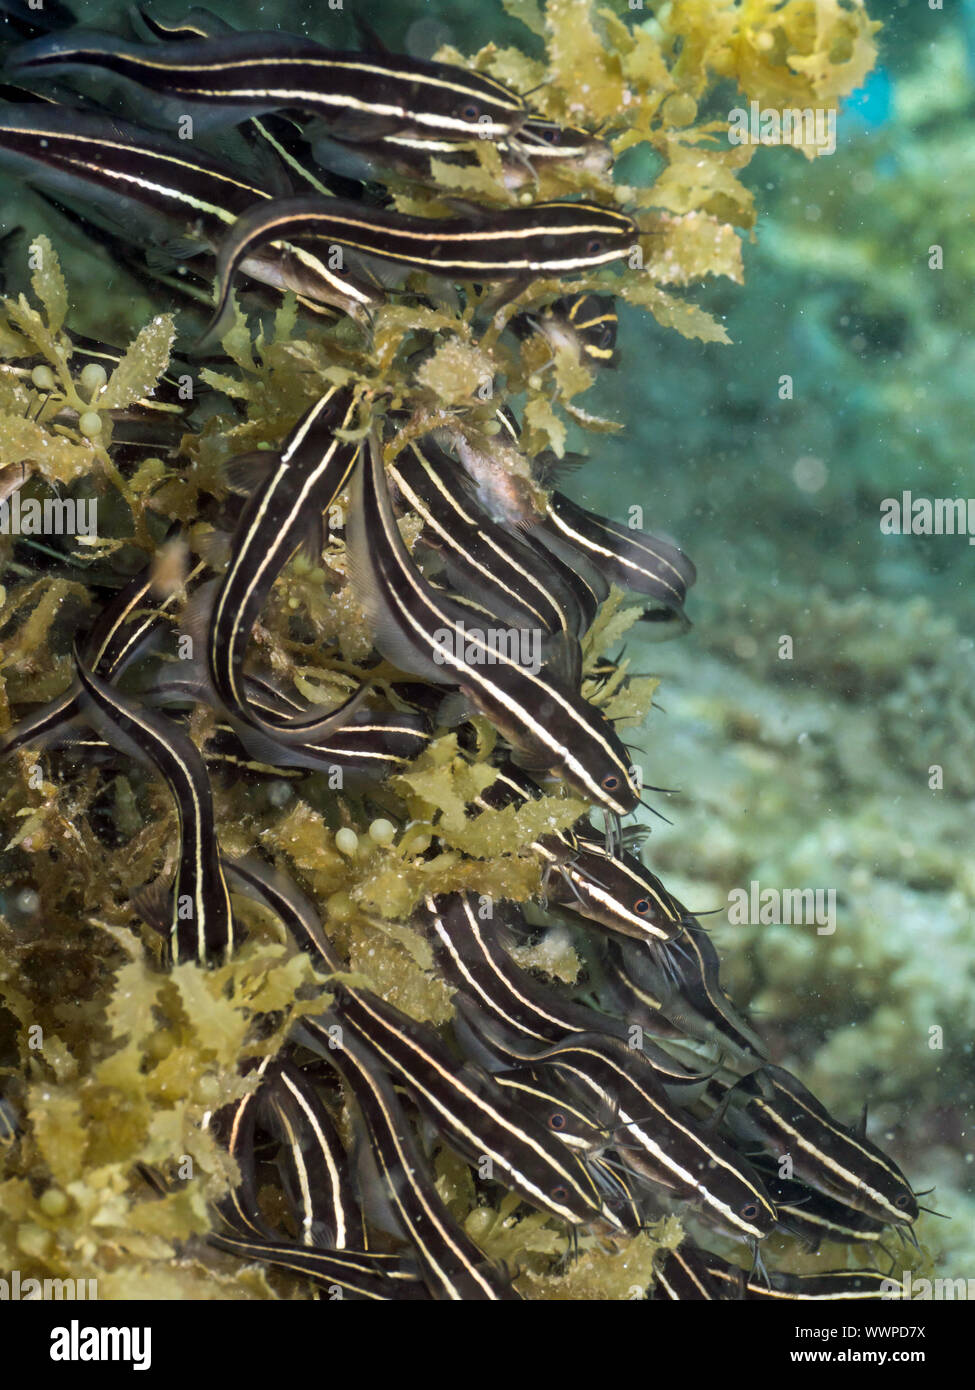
493 403 696 621
200 1042 449 1298
72 643 237 965
503 1033 778 1246
322 115 614 188
196 195 639 348
348 429 641 818
208 1229 429 1301
492 1068 648 1232
305 990 626 1235
8 28 528 143
221 857 626 1236
127 6 609 188
546 825 688 945
204 1057 276 1239
751 1163 893 1252
490 1071 652 1235
312 1028 520 1300
607 925 770 1063
211 702 431 782
720 1064 919 1228
435 419 610 628
388 436 586 640
129 6 378 199
0 104 368 317
203 385 369 744
258 1058 364 1252
651 1243 900 1302
542 490 696 622
423 893 704 1108
1 548 206 759
149 668 431 781
493 1067 613 1155
421 891 633 1057
207 1069 429 1301
470 763 685 945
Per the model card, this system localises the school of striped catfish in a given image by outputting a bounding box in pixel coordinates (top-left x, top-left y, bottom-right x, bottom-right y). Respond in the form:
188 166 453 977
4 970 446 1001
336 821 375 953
0 1 919 1300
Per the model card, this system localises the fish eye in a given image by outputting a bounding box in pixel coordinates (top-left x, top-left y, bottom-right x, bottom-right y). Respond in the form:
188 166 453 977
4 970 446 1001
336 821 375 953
601 773 620 791
740 1202 759 1220
462 103 481 121
597 325 614 347
633 899 651 916
541 127 560 144
550 1184 569 1202
895 1193 911 1209
549 1112 567 1131
587 238 603 255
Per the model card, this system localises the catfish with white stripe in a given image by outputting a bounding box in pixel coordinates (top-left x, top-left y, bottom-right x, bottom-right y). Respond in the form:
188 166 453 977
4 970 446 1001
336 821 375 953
208 1229 429 1301
493 1068 611 1155
206 387 366 744
542 491 696 622
654 1246 901 1302
515 1033 778 1244
73 643 236 966
450 408 612 626
423 889 708 1104
8 28 527 143
721 1064 918 1227
214 862 512 1298
130 5 371 201
198 195 639 348
1 549 205 759
213 703 431 782
650 1243 741 1301
149 669 431 779
547 825 688 945
220 858 626 1233
307 989 626 1234
752 1162 892 1251
348 430 641 817
493 405 695 620
422 891 633 1056
614 923 769 1063
389 437 584 638
204 1054 275 1239
260 1059 364 1252
314 113 614 188
0 106 364 317
128 5 609 186
470 764 684 946
506 122 613 180
490 1070 646 1233
311 1027 520 1301
731 1266 902 1302
596 937 697 1046
453 978 712 1106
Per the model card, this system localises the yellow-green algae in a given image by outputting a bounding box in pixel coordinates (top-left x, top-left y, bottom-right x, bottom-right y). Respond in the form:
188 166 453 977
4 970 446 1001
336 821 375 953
0 1 881 1299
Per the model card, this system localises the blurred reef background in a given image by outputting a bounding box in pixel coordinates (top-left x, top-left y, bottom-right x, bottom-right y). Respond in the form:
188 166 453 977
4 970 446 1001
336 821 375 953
606 2 975 1279
0 0 971 1292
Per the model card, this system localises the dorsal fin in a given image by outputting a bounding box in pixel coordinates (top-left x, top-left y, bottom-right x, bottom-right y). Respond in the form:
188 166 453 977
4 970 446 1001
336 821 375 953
352 14 390 54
